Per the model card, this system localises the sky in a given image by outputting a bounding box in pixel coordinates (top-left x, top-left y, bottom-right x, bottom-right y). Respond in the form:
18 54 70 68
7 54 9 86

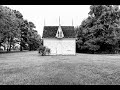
4 5 90 36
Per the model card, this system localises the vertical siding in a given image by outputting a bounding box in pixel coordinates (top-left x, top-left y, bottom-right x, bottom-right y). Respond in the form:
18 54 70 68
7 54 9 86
62 39 76 55
44 39 58 55
43 38 76 55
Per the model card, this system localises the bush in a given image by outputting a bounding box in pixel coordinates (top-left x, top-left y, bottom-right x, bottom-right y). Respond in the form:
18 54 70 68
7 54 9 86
0 48 3 51
38 46 50 56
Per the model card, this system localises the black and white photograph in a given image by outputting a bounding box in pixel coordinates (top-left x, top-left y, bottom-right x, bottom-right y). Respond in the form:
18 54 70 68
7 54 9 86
0 5 120 85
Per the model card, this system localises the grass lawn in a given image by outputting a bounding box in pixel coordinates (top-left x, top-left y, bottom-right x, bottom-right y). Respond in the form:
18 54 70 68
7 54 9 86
0 51 120 85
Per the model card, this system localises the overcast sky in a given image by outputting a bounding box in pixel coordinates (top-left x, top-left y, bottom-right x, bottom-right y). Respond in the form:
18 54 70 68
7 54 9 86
4 5 90 36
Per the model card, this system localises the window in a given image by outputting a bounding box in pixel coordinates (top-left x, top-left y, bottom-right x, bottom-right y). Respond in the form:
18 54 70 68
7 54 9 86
59 31 62 37
56 27 64 38
58 32 59 37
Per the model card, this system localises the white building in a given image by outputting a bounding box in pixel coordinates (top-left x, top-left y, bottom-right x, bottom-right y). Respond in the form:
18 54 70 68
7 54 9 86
42 21 76 55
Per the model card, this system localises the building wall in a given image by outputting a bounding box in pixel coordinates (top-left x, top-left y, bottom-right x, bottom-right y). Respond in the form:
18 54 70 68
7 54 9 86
43 38 76 55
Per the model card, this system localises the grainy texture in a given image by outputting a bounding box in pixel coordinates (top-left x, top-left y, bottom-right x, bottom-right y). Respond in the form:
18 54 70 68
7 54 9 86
0 51 120 85
42 26 75 38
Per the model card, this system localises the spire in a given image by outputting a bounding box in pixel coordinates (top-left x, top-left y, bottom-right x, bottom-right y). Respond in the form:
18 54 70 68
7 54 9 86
58 16 62 32
44 18 46 26
72 18 73 26
56 16 64 38
59 16 61 26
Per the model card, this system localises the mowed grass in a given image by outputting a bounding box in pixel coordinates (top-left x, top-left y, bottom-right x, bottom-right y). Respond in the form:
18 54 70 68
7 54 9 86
1 51 120 85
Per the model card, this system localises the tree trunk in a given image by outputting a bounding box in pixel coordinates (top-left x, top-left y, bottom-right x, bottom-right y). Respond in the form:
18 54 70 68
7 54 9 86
8 41 12 51
4 45 6 51
7 38 10 52
8 37 13 52
20 43 23 51
29 44 32 51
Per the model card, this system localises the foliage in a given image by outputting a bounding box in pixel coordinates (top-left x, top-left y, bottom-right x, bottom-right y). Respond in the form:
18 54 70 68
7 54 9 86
0 5 21 51
27 21 41 51
0 5 42 52
17 19 41 51
76 5 120 54
38 46 51 56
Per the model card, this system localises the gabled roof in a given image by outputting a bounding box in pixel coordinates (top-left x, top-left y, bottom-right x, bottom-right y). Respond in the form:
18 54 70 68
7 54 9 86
42 26 76 38
56 25 64 38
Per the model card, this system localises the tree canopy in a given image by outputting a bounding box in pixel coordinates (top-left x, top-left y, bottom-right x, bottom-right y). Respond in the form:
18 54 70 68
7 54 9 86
76 5 120 54
0 5 41 51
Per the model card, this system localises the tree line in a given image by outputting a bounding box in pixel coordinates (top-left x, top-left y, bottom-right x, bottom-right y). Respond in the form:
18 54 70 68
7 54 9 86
76 5 120 54
0 5 42 52
1 5 120 54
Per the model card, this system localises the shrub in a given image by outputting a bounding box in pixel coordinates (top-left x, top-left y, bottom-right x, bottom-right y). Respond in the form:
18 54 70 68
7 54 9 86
0 48 3 51
38 46 50 56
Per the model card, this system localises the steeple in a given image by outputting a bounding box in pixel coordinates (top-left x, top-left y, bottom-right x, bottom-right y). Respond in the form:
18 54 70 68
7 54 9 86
56 16 64 38
59 16 61 26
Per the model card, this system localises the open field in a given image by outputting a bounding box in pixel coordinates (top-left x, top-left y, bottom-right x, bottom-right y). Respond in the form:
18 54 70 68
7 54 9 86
1 51 120 85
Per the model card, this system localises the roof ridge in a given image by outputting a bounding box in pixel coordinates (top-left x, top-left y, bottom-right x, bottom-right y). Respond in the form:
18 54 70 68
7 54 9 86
43 26 75 38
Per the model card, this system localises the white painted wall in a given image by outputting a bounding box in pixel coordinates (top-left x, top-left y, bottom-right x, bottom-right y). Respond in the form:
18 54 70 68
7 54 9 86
43 38 76 55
